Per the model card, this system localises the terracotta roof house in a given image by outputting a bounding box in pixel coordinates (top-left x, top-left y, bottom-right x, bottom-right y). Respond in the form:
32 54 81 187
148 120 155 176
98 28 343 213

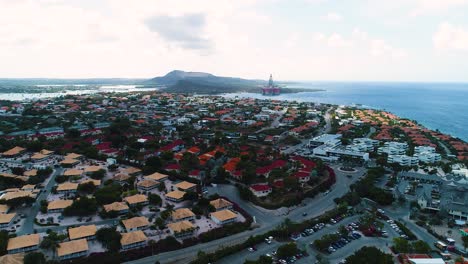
80 179 101 186
144 172 168 182
103 202 129 215
210 209 238 225
171 208 195 222
174 181 197 192
120 231 147 250
68 225 97 241
137 180 159 191
84 166 104 175
30 153 49 162
122 216 150 232
123 194 148 207
122 167 142 176
60 159 80 167
7 234 40 254
0 253 24 264
0 204 10 214
2 147 26 157
1 190 36 201
64 153 83 160
63 169 83 177
210 198 233 211
23 169 37 177
167 220 196 238
47 200 73 213
56 182 78 194
57 239 89 261
165 190 186 203
113 173 131 184
0 213 16 228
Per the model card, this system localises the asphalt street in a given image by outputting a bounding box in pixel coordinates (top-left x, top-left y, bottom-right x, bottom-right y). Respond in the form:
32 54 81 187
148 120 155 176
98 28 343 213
126 164 366 264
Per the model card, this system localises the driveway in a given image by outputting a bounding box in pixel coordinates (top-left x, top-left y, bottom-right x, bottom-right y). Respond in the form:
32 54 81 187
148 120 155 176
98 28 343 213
17 167 63 235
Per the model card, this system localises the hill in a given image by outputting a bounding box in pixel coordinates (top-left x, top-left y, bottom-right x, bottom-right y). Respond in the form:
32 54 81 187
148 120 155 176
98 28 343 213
144 70 263 94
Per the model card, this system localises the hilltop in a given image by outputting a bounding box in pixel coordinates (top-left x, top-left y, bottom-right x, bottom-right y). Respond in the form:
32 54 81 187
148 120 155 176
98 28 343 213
144 70 323 94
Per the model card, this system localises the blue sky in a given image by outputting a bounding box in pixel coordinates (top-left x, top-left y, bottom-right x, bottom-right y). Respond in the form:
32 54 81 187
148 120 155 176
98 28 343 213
1 0 468 81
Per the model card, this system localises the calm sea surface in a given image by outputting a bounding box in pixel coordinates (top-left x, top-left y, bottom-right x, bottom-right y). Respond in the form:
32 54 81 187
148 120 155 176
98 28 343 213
224 82 468 142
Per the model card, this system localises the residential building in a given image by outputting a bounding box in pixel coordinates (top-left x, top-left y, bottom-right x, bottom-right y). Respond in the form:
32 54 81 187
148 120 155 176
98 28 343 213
137 180 159 191
47 200 73 213
1 146 26 157
209 198 233 211
0 204 9 214
210 209 238 225
68 225 97 241
174 181 197 192
415 152 442 163
7 234 40 254
122 216 150 232
57 239 89 261
63 169 83 177
120 231 147 250
388 155 418 166
167 220 196 238
249 184 272 197
144 172 168 182
122 167 142 176
124 194 149 207
56 182 78 194
103 202 129 215
378 142 408 155
171 208 195 222
0 213 15 228
165 190 186 203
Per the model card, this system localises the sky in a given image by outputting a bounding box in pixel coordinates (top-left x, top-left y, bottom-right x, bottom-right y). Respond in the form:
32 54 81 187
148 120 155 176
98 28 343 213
1 0 468 81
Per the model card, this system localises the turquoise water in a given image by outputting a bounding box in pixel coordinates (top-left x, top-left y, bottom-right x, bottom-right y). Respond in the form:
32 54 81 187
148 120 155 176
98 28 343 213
225 82 468 142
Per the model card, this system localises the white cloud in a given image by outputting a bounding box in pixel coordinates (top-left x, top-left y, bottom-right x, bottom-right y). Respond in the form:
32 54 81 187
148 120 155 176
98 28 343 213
370 39 407 58
411 0 468 16
327 33 351 47
433 22 468 51
321 12 342 22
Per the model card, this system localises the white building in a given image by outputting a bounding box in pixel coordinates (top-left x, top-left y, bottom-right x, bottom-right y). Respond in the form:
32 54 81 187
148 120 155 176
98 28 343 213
415 152 441 164
378 141 408 155
453 168 468 178
415 146 436 154
388 155 419 166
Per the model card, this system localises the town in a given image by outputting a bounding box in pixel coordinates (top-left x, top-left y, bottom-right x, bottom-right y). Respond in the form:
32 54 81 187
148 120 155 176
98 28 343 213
0 91 467 264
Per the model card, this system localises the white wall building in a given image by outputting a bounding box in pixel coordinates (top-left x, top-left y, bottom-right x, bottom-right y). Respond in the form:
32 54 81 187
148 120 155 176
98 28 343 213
388 155 419 166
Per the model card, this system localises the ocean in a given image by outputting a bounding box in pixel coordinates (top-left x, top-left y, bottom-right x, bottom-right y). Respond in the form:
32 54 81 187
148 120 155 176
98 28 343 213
224 82 468 142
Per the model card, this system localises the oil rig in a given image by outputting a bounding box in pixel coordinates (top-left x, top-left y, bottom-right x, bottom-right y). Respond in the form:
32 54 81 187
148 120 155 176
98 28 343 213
261 74 280 95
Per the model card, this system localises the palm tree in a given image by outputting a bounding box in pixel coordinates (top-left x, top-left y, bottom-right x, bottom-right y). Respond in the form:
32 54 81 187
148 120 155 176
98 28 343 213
40 237 59 258
148 239 156 256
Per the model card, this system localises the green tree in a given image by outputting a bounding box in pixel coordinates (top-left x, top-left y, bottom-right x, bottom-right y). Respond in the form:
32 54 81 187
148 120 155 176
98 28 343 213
462 235 468 250
63 196 98 216
277 242 298 259
96 227 122 252
24 252 46 264
78 182 97 194
148 193 162 206
95 184 122 205
0 230 8 256
393 237 411 253
90 169 106 180
346 246 393 264
412 240 431 254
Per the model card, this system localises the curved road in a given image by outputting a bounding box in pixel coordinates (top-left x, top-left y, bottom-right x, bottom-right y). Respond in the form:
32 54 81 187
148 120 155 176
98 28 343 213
126 165 365 264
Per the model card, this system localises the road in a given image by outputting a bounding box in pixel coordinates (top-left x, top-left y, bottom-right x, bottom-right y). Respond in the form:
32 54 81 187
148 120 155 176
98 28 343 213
126 165 366 264
17 167 63 235
219 214 395 264
255 108 288 134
